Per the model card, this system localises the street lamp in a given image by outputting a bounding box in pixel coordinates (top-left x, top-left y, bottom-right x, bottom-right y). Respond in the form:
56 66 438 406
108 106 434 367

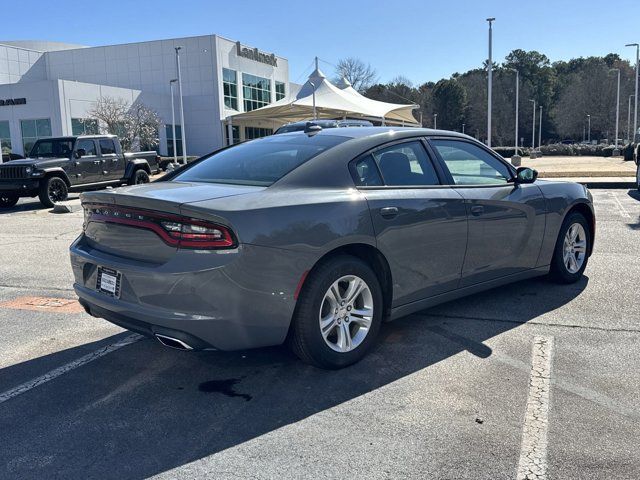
529 99 536 158
169 79 178 165
174 46 187 165
626 43 639 142
486 17 495 148
610 68 621 154
508 68 520 165
462 123 465 134
587 114 591 143
433 113 438 129
629 95 636 143
538 105 543 151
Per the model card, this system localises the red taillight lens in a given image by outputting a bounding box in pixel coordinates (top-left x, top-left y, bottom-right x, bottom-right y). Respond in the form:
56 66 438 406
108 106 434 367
84 204 236 249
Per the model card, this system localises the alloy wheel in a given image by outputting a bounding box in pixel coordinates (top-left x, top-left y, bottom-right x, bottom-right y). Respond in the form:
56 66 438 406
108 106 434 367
318 275 374 353
562 223 587 274
48 178 67 203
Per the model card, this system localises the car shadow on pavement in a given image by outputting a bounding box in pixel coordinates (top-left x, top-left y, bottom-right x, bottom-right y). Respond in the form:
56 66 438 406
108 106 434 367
0 275 588 479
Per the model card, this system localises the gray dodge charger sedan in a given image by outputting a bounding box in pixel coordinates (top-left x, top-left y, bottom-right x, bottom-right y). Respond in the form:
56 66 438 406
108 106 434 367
70 127 595 369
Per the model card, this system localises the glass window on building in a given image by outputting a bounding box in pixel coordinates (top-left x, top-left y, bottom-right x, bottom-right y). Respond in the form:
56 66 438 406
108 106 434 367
242 73 271 112
0 121 11 156
244 127 273 140
275 81 286 101
21 118 52 155
165 124 183 156
71 118 99 136
223 68 238 110
225 125 240 145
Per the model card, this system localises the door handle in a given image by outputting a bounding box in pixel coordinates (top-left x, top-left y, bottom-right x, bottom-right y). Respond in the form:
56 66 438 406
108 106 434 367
379 206 399 218
470 205 484 216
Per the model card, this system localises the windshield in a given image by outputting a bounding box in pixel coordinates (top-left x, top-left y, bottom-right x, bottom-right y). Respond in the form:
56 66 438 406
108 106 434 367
174 134 348 186
30 139 75 158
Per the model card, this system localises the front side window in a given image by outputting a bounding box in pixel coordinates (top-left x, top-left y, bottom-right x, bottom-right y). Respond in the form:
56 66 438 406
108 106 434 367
21 118 52 154
222 68 238 110
275 81 286 101
372 141 440 186
431 139 512 185
99 138 116 155
0 121 11 155
29 138 73 158
243 73 271 111
76 139 97 156
174 134 348 186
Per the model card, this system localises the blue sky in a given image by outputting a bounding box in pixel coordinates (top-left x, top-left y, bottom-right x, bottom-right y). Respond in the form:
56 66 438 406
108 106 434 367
4 0 639 85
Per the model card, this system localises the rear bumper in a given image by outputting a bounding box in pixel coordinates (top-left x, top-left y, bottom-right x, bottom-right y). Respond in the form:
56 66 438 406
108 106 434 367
0 179 39 193
70 235 315 351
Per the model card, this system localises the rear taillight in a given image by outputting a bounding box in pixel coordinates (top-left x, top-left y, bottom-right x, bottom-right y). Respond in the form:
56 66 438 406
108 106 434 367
84 204 236 249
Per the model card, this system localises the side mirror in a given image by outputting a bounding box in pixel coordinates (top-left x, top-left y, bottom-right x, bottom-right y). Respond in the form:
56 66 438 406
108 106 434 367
74 149 86 159
514 167 538 184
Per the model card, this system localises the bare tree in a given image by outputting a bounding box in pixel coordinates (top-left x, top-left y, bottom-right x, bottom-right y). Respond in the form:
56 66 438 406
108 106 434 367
335 57 377 92
88 96 160 151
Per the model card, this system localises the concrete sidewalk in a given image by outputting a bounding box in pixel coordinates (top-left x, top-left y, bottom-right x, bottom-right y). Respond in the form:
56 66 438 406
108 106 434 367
520 155 636 178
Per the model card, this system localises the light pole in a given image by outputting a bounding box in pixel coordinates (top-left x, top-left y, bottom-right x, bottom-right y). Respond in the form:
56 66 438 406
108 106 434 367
174 46 187 165
538 105 543 151
309 81 317 120
529 99 536 158
610 68 621 154
169 79 178 165
587 114 591 143
486 17 495 148
629 95 636 142
626 43 639 142
509 68 520 164
433 113 438 129
462 123 465 134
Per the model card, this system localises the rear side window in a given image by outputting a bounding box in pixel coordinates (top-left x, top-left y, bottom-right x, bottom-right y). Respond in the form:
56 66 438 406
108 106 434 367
99 138 116 155
174 134 348 186
372 141 440 186
351 155 383 186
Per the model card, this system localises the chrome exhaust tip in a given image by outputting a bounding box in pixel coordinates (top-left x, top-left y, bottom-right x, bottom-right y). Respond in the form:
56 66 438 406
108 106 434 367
155 333 193 351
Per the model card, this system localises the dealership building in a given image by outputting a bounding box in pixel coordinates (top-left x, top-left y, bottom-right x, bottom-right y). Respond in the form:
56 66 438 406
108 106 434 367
0 35 292 157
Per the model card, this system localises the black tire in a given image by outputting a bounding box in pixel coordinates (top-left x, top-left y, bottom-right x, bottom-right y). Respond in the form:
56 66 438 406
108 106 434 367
38 176 68 208
130 169 150 185
0 192 19 208
549 212 590 284
288 255 384 369
636 162 640 191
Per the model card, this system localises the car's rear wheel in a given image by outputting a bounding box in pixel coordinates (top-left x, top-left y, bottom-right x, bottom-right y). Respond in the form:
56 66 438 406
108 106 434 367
289 255 383 369
0 193 19 208
38 176 68 208
549 212 590 284
130 169 150 185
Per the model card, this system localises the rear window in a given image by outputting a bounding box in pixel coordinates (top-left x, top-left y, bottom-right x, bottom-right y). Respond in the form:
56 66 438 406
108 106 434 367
173 134 348 186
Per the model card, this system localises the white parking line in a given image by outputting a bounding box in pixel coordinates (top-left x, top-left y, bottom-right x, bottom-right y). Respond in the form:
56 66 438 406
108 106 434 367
0 334 142 405
516 336 554 480
609 191 630 218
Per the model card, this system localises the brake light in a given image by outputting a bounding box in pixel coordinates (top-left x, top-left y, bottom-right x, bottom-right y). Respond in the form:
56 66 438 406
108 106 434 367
84 204 236 249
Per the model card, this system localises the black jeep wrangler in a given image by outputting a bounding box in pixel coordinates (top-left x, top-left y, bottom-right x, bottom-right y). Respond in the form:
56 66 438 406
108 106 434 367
0 135 160 208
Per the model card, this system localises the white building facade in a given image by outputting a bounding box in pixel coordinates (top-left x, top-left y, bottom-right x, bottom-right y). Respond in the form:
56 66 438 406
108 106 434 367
0 36 290 157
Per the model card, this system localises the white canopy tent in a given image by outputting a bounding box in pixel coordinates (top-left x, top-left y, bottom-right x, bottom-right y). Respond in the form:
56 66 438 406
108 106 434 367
227 67 419 137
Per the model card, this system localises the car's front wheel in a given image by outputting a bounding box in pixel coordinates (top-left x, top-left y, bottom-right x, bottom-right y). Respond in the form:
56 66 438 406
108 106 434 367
549 212 590 284
289 255 383 369
38 176 68 208
0 193 19 208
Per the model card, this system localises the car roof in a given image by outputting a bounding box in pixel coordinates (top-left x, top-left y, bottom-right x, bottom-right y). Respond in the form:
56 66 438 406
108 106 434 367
276 126 470 140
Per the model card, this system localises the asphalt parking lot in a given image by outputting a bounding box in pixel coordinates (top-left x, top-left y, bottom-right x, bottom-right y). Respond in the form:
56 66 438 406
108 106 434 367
1 189 639 480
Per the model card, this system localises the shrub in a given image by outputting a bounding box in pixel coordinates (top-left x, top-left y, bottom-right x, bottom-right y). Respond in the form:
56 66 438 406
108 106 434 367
494 147 531 158
539 143 574 156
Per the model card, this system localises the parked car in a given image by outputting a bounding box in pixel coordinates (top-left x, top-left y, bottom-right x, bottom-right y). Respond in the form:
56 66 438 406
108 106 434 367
274 119 373 134
0 135 160 208
70 127 595 369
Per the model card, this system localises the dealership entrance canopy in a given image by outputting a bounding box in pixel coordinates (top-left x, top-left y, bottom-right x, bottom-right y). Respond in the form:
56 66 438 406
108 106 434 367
228 67 419 128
